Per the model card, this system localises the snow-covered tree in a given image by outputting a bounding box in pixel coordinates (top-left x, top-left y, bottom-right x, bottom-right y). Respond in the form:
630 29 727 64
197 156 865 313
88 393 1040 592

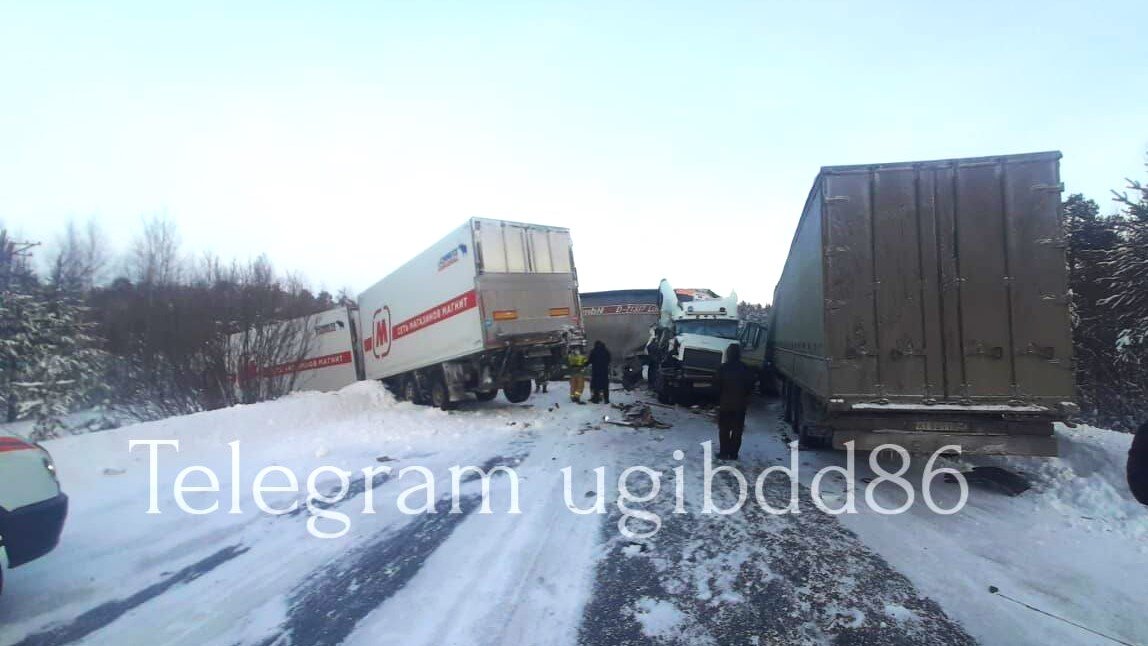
1101 165 1148 356
1086 158 1148 428
1062 194 1124 423
1 230 108 437
738 301 772 325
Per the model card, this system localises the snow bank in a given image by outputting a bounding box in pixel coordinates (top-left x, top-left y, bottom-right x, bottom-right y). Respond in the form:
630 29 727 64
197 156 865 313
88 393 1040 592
993 423 1146 539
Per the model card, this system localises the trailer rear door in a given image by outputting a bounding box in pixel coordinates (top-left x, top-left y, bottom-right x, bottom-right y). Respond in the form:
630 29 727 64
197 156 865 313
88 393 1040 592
823 152 1071 405
472 219 580 345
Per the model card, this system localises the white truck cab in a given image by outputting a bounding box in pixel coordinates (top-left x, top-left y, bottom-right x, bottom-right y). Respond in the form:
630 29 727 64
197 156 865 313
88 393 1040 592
0 429 68 596
648 280 740 404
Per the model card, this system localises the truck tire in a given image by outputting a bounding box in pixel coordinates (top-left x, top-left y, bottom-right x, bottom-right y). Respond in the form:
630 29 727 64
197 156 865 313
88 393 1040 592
430 377 455 411
474 390 498 402
503 380 532 404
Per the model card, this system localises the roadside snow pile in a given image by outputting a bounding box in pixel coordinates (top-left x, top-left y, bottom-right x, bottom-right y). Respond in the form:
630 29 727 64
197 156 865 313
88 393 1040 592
996 423 1146 539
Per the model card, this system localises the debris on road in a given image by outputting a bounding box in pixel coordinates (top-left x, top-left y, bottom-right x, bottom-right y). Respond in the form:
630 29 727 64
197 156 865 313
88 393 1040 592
604 403 673 429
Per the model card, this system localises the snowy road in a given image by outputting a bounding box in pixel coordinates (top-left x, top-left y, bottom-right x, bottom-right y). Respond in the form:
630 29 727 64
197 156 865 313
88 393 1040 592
1 383 1145 646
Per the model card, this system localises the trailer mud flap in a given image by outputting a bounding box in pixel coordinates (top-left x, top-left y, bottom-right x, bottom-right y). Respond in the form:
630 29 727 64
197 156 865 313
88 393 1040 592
442 362 468 401
831 430 1057 457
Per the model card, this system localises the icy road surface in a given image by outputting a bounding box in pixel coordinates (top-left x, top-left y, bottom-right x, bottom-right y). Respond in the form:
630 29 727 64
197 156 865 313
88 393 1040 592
1 382 1145 646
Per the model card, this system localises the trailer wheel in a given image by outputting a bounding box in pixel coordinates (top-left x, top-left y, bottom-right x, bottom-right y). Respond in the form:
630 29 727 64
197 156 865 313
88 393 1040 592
503 380 532 404
430 377 455 411
474 390 498 402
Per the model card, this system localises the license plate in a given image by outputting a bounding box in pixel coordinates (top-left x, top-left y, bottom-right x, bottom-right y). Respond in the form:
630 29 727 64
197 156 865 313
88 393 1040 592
914 421 969 432
693 382 711 388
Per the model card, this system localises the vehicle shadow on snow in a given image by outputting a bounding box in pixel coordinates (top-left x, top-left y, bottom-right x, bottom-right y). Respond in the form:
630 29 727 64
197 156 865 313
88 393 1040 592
577 453 978 645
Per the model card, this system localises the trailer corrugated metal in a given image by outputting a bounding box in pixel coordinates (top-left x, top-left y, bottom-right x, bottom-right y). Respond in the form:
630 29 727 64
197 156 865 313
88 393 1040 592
771 151 1074 455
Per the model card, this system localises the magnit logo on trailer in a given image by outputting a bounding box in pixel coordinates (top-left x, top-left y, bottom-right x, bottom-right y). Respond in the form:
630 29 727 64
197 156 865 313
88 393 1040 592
437 243 468 272
371 306 392 359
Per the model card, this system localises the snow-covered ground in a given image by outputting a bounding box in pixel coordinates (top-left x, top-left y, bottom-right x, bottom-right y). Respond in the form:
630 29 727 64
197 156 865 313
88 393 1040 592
1 383 1145 646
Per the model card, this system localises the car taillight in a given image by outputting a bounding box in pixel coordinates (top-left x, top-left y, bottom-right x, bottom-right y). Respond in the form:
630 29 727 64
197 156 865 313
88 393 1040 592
0 436 36 453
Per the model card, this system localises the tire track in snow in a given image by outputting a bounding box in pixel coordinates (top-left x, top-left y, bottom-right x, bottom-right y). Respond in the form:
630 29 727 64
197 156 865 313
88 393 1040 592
11 545 250 646
5 450 457 646
253 450 532 646
8 466 399 646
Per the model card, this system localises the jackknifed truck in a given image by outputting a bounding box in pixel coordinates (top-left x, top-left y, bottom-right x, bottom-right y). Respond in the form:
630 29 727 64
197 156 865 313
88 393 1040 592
770 151 1075 455
357 218 582 407
231 218 583 408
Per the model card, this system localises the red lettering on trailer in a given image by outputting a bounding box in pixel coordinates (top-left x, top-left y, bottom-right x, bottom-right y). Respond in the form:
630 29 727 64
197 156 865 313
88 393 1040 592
238 351 353 381
391 290 477 340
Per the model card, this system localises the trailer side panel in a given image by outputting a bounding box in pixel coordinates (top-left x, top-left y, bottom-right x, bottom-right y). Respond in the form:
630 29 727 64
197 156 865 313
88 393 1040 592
357 222 485 381
772 186 829 398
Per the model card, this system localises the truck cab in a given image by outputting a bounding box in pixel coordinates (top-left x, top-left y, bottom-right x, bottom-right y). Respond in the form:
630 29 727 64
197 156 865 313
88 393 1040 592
647 280 740 404
738 319 770 392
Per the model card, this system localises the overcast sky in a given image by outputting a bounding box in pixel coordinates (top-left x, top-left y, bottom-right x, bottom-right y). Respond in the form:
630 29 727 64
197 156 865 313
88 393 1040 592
1 0 1145 304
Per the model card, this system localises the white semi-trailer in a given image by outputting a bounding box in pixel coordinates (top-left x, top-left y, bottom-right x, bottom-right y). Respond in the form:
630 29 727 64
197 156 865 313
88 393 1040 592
356 218 582 407
227 218 582 408
228 305 363 402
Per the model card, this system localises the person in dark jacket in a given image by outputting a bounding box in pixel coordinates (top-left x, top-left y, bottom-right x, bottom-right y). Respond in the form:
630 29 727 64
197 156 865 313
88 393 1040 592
588 340 612 404
1128 421 1148 505
716 344 756 460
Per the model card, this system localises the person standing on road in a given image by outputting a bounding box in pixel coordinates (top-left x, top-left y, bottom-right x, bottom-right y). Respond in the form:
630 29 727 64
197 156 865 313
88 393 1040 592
567 346 589 404
716 344 755 460
1128 421 1148 505
589 340 612 404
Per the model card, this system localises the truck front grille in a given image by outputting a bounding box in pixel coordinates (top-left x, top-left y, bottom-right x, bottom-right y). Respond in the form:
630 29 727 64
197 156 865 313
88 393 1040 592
682 348 723 373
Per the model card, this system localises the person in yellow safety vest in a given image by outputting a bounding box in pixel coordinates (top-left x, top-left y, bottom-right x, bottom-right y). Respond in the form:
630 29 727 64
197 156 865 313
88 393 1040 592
567 346 589 404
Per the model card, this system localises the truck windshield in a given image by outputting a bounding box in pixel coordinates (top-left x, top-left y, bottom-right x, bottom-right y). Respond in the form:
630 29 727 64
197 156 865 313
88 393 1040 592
677 319 739 339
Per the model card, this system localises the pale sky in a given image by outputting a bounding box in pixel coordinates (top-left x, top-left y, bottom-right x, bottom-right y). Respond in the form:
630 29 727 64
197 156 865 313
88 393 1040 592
1 0 1145 304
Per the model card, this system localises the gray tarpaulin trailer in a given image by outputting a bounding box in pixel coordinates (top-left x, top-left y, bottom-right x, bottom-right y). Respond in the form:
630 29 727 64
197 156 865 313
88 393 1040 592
770 151 1075 456
579 289 660 383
